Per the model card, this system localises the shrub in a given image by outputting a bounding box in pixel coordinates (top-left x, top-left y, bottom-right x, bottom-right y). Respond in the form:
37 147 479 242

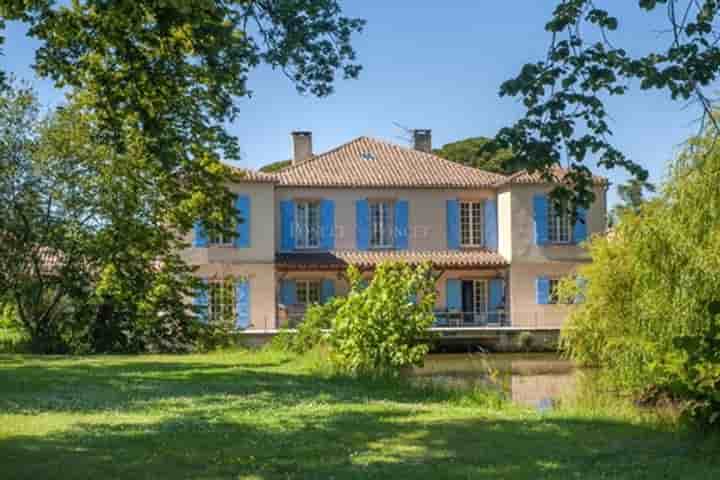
516 331 533 352
328 262 437 377
561 135 720 425
0 304 30 353
268 299 338 354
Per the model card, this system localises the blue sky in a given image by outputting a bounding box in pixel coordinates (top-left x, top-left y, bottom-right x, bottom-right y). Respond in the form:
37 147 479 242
1 3 702 207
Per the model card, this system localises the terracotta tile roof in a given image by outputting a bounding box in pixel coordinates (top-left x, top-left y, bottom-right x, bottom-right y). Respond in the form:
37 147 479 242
276 249 507 271
500 166 607 186
270 137 507 188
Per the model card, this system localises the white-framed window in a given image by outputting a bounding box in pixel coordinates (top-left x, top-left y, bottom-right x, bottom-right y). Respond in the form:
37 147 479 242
208 278 236 323
473 279 488 314
370 200 394 248
460 201 484 247
295 201 321 249
548 278 562 304
296 280 321 305
549 200 572 244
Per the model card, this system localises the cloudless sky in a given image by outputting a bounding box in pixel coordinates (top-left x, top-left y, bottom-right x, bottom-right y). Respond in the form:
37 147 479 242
1 3 704 207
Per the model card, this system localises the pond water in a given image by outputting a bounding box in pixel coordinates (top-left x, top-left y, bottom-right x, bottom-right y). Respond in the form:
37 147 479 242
413 353 587 409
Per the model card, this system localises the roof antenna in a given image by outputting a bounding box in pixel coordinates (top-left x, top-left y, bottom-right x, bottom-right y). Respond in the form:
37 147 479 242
392 122 414 146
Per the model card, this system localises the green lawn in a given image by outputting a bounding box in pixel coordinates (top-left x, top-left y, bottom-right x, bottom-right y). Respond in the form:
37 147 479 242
1 350 718 479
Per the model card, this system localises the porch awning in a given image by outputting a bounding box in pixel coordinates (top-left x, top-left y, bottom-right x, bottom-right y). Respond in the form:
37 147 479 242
275 249 508 271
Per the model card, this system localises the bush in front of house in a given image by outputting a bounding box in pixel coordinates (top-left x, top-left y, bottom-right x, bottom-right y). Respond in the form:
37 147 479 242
560 132 720 426
327 262 438 377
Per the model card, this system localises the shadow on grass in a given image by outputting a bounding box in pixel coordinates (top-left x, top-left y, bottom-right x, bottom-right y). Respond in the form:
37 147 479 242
0 353 469 415
2 406 719 479
1 354 720 479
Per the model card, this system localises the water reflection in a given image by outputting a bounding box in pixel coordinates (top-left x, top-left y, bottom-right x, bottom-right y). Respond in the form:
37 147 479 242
413 353 581 409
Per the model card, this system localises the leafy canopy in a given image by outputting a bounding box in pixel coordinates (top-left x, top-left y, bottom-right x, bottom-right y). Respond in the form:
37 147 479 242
433 136 519 175
561 131 720 424
259 159 292 173
497 0 720 208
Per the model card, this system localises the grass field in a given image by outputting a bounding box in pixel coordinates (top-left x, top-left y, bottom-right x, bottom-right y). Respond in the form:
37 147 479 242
1 350 719 479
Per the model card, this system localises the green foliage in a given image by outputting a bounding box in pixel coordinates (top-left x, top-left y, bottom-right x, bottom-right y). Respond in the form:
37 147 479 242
0 1 364 353
0 304 30 353
283 299 340 354
516 331 534 352
609 179 656 227
561 136 720 425
433 136 519 174
495 1 720 208
1 0 364 247
259 159 292 173
328 262 438 377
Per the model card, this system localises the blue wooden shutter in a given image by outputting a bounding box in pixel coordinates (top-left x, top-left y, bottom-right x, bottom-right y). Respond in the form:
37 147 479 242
234 195 251 248
446 199 460 249
536 276 550 305
321 279 335 303
193 221 208 247
356 199 370 250
280 279 297 305
320 199 335 250
235 279 250 329
573 207 588 244
446 279 462 311
489 279 504 311
533 194 549 246
484 198 498 250
192 278 209 322
394 200 409 249
280 200 295 252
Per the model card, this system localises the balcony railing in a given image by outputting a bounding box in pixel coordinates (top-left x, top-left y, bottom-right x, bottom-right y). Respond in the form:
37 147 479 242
278 304 511 329
432 310 509 328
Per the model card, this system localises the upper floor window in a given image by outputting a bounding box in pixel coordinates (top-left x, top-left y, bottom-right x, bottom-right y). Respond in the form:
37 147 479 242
370 200 394 248
460 201 484 247
208 279 236 323
549 200 572 244
208 195 244 247
296 280 321 305
296 201 320 248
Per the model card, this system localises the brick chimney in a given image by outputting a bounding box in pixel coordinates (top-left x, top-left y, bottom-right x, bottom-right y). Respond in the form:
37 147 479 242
292 131 313 164
413 129 432 153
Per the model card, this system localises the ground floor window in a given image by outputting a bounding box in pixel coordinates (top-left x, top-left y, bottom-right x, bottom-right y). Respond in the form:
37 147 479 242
209 278 236 323
296 280 321 305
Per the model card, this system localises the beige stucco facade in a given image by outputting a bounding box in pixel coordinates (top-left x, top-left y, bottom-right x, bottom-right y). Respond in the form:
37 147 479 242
497 184 607 263
275 187 495 251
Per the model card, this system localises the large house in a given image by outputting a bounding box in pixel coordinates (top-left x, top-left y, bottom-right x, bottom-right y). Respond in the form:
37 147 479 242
182 130 607 333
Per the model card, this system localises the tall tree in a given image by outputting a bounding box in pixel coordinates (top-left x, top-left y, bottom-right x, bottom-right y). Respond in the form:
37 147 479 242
0 1 364 349
433 136 519 174
496 1 720 208
0 84 98 352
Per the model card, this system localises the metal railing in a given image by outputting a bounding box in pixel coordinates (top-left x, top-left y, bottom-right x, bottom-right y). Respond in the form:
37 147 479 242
432 311 509 328
277 305 568 330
